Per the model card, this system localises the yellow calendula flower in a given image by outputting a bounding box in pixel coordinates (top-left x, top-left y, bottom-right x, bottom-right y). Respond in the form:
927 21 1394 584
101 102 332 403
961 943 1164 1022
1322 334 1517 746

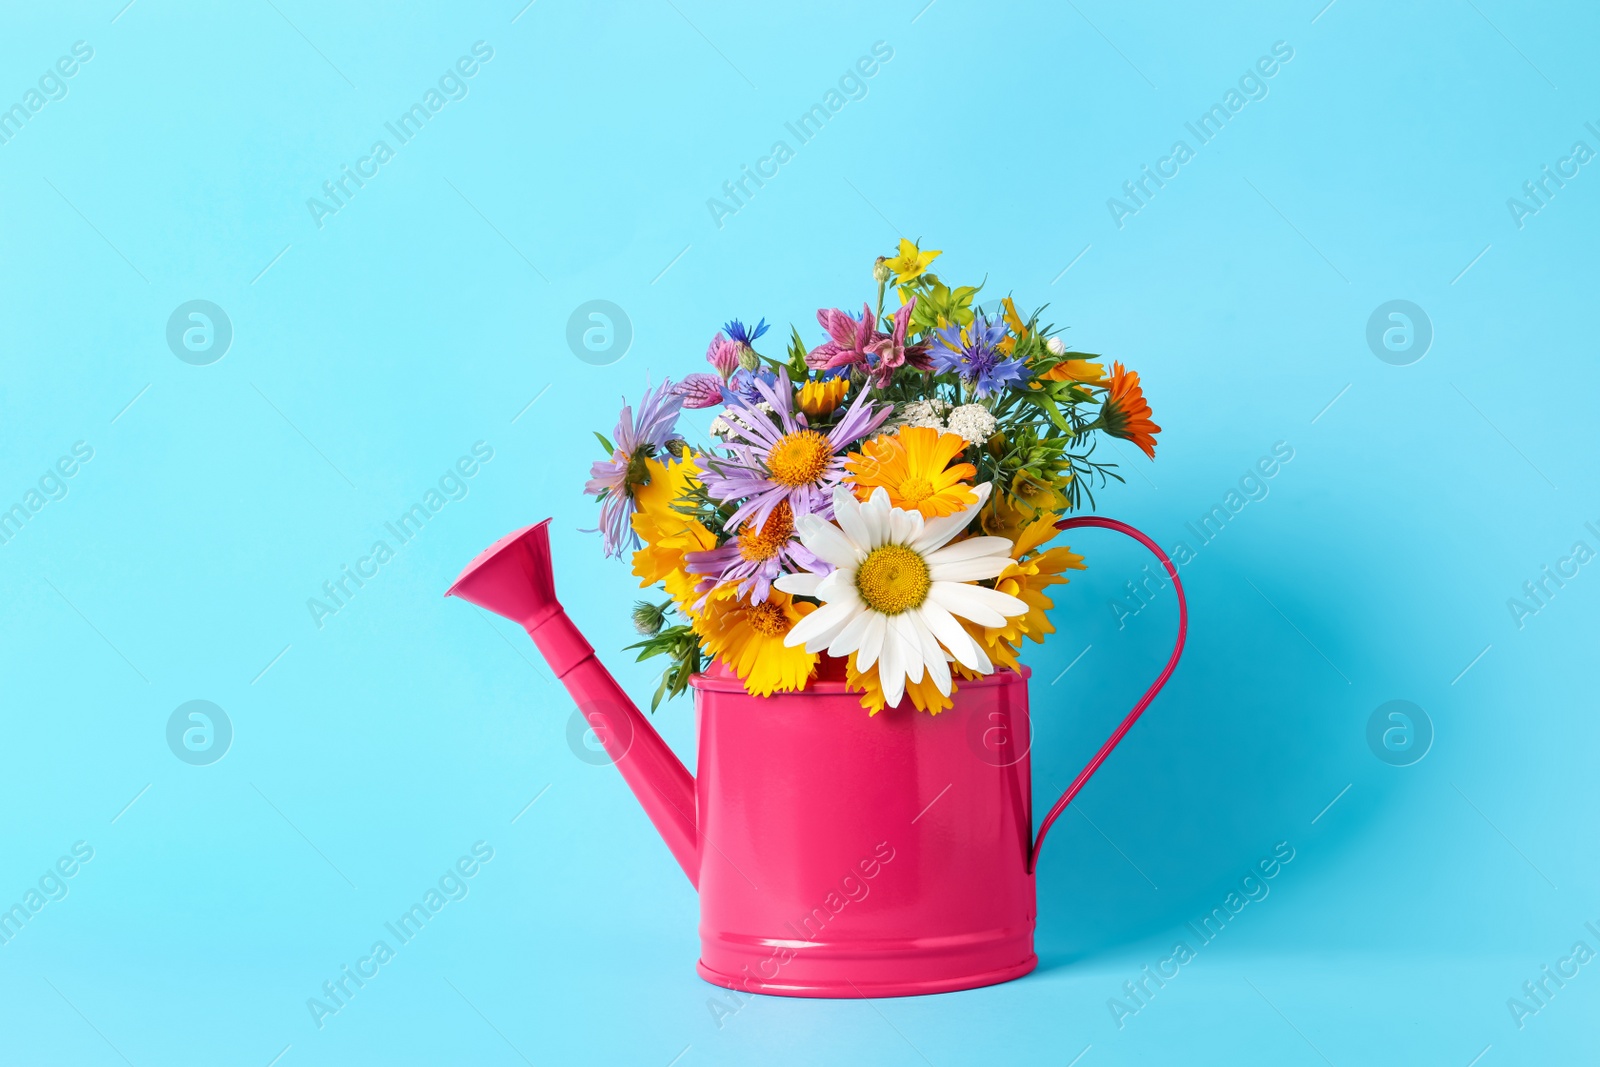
845 651 956 715
693 588 818 697
1036 358 1106 386
1010 469 1069 516
963 511 1085 671
630 455 716 616
846 426 977 519
884 238 941 285
998 296 1029 356
796 377 849 416
980 491 1034 543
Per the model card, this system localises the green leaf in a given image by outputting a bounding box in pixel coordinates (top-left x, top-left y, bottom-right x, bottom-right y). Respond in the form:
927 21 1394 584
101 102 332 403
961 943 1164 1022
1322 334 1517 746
787 326 809 376
594 431 616 455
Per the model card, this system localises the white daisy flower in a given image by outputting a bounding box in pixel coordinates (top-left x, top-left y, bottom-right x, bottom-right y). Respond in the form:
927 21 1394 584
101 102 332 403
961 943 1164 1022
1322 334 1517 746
1046 336 1066 355
775 483 1027 708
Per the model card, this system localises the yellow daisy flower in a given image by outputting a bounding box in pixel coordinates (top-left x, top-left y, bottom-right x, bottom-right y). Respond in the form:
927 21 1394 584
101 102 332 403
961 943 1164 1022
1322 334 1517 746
630 456 716 615
693 588 818 697
883 238 941 285
796 378 850 416
846 426 978 519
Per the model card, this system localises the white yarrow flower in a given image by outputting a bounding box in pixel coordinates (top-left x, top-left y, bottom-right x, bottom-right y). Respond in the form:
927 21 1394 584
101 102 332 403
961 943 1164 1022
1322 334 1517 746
885 398 948 433
775 483 1027 708
945 404 997 445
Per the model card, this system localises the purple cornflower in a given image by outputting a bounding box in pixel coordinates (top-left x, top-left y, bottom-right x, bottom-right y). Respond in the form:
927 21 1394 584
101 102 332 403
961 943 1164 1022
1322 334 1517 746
699 368 891 531
583 379 685 558
931 312 1028 398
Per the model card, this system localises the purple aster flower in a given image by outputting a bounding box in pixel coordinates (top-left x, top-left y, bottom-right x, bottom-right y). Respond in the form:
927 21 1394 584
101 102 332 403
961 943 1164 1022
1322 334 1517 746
683 499 824 605
700 368 891 532
583 379 685 558
931 312 1029 398
805 302 879 372
863 297 933 388
675 374 725 409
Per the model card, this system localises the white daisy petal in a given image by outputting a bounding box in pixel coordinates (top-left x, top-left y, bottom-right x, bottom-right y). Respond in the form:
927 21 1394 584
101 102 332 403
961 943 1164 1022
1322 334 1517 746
927 581 1008 627
936 581 1028 620
919 602 990 674
786 599 858 648
774 571 822 596
801 610 860 653
906 611 952 695
813 568 858 603
856 612 888 671
912 482 994 553
927 556 1013 583
826 608 875 659
832 488 873 549
879 624 903 703
861 489 893 547
888 506 923 547
796 514 864 569
924 536 1015 565
891 615 925 684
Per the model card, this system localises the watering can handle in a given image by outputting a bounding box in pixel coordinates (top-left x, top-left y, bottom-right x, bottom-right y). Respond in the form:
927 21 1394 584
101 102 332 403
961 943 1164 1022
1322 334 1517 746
1028 516 1187 874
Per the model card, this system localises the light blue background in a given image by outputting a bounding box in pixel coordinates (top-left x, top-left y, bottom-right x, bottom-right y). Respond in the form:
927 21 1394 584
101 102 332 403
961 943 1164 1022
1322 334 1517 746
2 1 1596 1064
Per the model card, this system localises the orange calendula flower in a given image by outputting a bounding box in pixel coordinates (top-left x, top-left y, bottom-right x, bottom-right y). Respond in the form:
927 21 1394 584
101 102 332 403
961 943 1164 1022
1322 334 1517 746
845 426 978 519
796 377 849 416
1101 362 1160 459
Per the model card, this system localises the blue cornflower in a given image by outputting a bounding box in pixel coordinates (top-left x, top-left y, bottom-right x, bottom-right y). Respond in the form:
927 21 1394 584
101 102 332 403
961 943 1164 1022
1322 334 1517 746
722 318 769 347
931 313 1028 398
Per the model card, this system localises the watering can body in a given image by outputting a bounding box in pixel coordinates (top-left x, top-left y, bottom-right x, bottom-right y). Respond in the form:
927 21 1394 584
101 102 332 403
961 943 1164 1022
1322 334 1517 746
447 517 1185 998
691 663 1037 996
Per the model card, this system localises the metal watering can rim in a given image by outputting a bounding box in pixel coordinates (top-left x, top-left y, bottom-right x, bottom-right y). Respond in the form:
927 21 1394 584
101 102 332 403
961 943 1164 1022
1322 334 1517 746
689 661 1032 695
444 514 1186 881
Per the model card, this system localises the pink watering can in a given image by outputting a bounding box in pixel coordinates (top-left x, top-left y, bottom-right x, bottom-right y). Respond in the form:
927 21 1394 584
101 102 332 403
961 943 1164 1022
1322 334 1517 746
446 516 1185 997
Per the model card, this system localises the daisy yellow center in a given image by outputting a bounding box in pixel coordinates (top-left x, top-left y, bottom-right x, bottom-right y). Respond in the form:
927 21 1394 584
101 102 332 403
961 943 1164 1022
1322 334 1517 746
896 477 935 506
855 544 931 615
744 600 791 637
739 501 794 562
767 430 832 487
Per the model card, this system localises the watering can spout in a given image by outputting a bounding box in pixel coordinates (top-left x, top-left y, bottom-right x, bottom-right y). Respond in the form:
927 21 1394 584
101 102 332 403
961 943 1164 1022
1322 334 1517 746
446 520 700 887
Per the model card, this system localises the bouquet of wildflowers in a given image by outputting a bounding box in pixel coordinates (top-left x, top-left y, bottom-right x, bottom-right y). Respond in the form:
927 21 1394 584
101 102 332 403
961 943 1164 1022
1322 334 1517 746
585 241 1161 713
